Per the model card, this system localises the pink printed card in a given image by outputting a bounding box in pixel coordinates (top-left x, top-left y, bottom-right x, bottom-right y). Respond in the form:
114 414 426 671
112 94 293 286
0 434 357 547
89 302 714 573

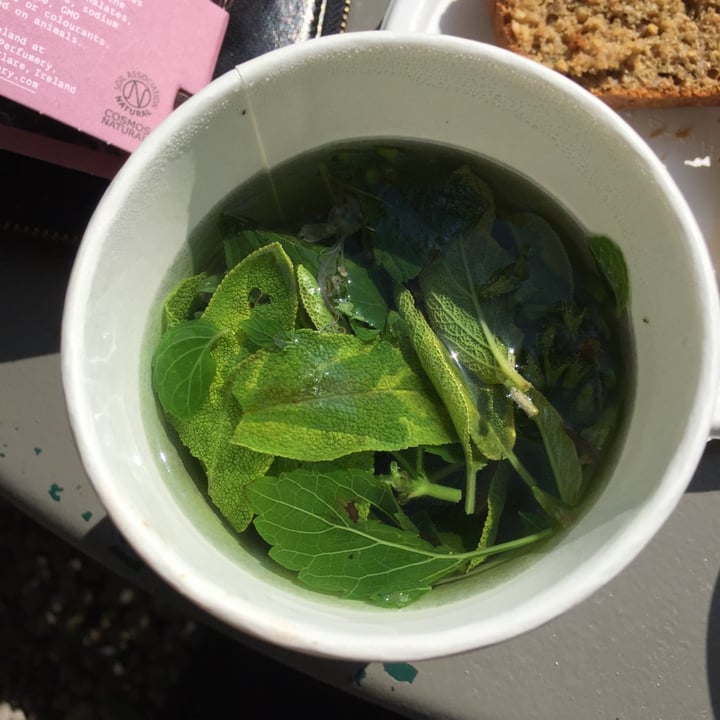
0 0 229 152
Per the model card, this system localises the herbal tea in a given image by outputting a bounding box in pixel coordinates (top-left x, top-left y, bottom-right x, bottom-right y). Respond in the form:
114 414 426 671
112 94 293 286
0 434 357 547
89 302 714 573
151 140 631 608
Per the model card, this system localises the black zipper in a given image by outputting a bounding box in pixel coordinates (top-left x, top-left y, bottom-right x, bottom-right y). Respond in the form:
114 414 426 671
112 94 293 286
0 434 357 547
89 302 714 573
319 0 352 35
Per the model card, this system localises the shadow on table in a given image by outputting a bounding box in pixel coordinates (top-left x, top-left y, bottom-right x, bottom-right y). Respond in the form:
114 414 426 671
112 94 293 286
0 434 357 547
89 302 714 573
708 570 720 720
686 441 720 493
695 442 720 718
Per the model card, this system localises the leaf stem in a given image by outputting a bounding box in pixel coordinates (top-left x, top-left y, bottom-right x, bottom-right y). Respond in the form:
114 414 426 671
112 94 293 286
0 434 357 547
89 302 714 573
418 480 462 504
389 452 462 504
504 447 537 490
465 462 478 516
391 451 415 476
455 526 553 561
504 449 571 524
480 318 531 392
428 462 464 484
434 527 553 586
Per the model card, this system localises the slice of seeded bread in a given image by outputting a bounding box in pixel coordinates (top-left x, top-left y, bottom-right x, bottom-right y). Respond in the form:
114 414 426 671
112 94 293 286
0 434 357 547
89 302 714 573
489 0 720 108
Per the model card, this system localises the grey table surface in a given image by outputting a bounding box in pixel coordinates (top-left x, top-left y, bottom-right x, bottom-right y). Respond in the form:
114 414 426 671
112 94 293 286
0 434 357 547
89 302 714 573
3 1 720 718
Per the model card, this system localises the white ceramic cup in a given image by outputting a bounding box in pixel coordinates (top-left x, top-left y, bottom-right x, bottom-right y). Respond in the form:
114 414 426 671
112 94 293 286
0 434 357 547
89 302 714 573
61 32 720 662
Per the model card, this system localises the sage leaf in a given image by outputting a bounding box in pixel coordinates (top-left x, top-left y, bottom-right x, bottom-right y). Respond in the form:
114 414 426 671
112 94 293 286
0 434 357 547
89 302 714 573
169 243 298 531
469 462 510 570
203 242 297 338
231 330 456 461
396 289 488 514
162 272 208 328
588 235 630 312
420 234 528 392
151 319 223 419
422 292 510 386
474 384 517 461
296 264 338 332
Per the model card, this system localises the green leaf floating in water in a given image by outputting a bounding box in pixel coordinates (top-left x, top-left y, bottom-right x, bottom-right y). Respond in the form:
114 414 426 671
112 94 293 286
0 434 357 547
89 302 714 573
231 329 457 461
296 263 338 332
247 466 550 607
226 225 389 335
419 233 529 394
162 272 208 328
316 244 389 333
165 242 298 532
469 462 510 570
396 289 489 514
528 388 584 507
151 318 224 419
370 166 496 283
506 212 574 306
588 235 630 312
224 226 323 273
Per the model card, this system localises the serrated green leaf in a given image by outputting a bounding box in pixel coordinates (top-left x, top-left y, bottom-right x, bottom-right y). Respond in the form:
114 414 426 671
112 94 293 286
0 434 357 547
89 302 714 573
247 467 468 605
240 313 295 349
248 467 550 606
231 329 456 461
151 319 223 419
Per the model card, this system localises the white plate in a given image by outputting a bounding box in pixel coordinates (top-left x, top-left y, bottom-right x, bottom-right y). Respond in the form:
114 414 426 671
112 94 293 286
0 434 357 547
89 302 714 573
382 0 720 272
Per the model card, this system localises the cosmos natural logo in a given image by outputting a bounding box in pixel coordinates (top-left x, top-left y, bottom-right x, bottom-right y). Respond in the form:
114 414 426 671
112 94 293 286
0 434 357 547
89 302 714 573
114 71 159 117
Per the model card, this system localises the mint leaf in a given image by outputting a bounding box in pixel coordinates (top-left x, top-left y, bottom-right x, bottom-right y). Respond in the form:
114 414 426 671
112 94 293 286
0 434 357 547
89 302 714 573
247 467 468 606
248 466 551 606
231 330 457 461
151 319 223 419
